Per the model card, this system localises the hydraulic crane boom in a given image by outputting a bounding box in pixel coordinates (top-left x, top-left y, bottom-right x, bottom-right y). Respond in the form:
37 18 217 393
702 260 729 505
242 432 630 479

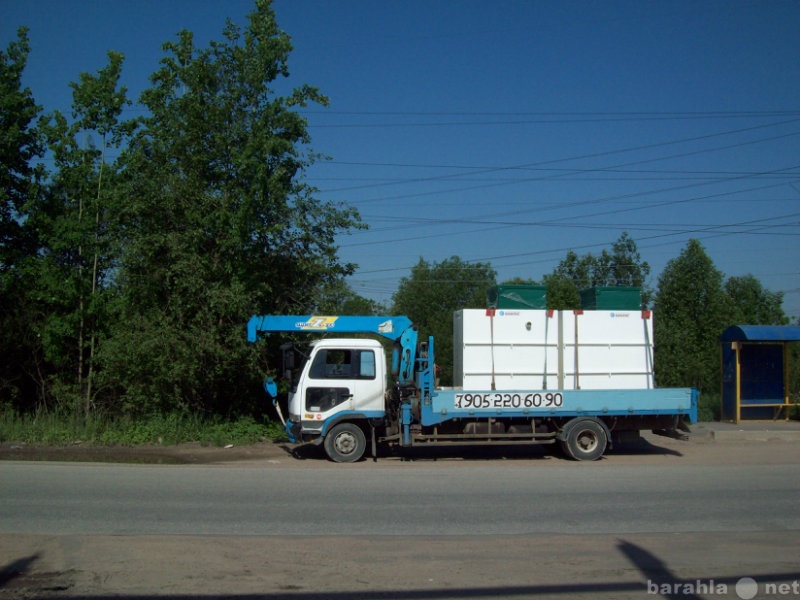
247 314 420 385
247 315 414 342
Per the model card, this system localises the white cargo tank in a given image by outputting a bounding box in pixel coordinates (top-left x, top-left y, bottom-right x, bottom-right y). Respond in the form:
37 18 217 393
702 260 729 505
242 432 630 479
453 309 558 390
453 308 654 390
561 309 654 390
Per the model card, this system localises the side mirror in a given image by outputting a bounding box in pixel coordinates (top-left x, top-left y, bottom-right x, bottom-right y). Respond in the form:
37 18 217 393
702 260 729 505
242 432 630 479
281 343 295 370
264 377 278 399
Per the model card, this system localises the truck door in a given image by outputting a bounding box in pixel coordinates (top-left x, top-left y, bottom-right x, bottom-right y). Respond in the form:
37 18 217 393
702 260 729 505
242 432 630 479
304 346 384 417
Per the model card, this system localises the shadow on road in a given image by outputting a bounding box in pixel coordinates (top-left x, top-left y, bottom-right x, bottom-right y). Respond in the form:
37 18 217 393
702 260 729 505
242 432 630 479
289 442 557 462
609 435 683 457
0 554 39 587
288 434 682 462
618 540 701 600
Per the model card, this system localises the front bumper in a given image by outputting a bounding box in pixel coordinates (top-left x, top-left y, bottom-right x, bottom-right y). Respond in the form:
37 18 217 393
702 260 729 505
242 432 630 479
285 419 324 445
285 419 302 443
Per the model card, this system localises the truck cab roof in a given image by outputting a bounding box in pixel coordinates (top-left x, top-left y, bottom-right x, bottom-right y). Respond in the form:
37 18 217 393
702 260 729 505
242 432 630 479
310 338 384 349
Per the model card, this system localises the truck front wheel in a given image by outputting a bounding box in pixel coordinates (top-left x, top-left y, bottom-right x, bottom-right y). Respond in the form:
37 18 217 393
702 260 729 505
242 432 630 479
324 422 367 463
563 419 607 461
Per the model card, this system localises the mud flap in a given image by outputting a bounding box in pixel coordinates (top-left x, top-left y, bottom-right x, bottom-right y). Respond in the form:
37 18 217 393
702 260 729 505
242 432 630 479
652 428 689 441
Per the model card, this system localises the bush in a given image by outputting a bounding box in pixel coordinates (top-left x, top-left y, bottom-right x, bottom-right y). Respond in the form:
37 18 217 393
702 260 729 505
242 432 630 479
697 392 721 422
0 408 285 446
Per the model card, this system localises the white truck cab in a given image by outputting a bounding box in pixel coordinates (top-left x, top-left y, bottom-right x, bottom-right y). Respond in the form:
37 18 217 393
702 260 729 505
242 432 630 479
288 338 388 440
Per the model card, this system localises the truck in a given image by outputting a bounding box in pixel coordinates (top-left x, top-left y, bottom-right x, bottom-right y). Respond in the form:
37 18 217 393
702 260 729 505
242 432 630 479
246 311 697 463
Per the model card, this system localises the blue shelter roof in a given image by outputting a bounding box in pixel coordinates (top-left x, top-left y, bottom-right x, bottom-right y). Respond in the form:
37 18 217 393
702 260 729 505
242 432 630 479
720 325 800 342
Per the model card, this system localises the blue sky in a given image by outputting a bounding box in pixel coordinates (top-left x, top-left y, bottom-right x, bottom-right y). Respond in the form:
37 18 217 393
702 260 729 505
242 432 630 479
3 0 799 317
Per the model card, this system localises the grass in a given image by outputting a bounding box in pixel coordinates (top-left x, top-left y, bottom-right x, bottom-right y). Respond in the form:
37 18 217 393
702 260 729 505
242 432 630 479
5 390 784 447
0 409 287 447
697 392 720 422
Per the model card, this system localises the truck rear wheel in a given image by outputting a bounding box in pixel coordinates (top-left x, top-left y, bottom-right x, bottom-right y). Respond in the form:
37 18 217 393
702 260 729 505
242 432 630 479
324 422 367 463
563 419 607 461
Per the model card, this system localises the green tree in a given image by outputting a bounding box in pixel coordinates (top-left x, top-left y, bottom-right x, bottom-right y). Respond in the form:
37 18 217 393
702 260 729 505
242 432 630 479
314 280 387 315
542 232 651 309
392 256 496 385
724 274 788 326
102 0 362 416
0 28 43 407
605 231 652 303
25 51 131 415
653 239 731 400
0 27 41 271
540 250 588 309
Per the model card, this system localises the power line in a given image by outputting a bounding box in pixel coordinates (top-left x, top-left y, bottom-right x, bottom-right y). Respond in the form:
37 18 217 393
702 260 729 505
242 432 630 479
350 212 798 276
303 109 800 122
305 109 800 117
318 120 800 198
338 174 800 249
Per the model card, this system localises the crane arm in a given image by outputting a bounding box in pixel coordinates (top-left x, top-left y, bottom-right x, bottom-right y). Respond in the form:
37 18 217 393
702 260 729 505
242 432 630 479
247 314 420 385
247 315 414 343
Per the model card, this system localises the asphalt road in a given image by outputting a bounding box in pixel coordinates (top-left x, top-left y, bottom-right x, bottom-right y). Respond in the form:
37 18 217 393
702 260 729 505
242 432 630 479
2 460 800 536
2 436 800 599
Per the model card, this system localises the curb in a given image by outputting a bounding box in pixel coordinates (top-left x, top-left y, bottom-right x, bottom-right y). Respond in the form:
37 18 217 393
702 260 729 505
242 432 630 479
710 430 800 443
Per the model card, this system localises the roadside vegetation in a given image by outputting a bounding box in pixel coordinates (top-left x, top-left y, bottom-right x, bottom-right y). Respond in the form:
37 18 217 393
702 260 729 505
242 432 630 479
1 1 796 446
0 409 286 447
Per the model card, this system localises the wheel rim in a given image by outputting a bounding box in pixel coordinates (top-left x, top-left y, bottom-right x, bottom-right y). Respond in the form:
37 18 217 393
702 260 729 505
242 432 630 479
334 431 358 455
575 428 599 454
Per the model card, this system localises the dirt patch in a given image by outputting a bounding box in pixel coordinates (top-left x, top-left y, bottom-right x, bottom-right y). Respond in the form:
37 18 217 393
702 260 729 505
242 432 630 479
0 435 675 466
2 425 799 467
0 440 291 465
4 531 800 600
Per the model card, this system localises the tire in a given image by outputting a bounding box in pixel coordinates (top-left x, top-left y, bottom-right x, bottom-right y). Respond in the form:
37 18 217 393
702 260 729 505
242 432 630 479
323 422 367 463
564 419 607 461
557 439 572 459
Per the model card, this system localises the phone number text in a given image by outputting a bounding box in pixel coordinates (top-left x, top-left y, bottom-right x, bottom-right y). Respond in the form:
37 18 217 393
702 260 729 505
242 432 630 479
453 392 564 410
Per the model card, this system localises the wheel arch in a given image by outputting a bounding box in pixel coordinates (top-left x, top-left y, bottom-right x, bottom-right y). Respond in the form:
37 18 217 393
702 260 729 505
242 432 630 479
320 412 380 437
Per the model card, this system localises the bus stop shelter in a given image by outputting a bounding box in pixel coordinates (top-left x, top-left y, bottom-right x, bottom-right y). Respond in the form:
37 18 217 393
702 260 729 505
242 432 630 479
720 325 800 423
